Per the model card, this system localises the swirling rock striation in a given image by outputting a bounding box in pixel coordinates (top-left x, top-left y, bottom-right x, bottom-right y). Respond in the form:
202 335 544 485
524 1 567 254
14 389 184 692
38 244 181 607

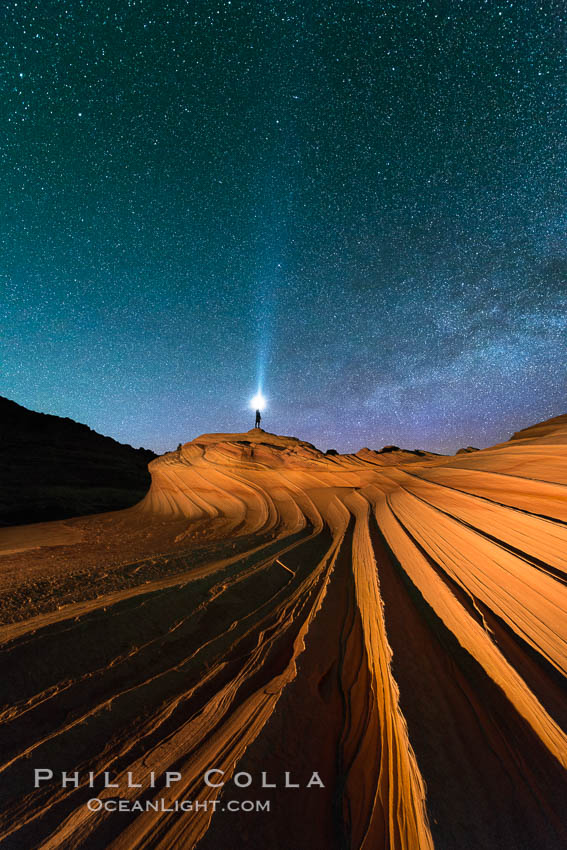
0 418 566 849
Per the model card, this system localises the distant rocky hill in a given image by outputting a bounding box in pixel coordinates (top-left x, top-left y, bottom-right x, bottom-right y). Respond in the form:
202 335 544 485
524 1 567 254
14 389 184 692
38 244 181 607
508 414 567 444
0 396 156 526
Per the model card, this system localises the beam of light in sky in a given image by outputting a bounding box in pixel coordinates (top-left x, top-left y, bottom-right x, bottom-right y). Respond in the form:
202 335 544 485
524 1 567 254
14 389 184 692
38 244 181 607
254 264 280 400
250 391 267 411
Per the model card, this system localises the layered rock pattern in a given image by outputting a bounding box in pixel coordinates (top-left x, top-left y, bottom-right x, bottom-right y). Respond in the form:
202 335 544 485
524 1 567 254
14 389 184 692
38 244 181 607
0 419 565 849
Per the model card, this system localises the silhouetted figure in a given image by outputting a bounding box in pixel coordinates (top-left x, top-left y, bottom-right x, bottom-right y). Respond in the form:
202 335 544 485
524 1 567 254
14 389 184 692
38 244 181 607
255 409 262 429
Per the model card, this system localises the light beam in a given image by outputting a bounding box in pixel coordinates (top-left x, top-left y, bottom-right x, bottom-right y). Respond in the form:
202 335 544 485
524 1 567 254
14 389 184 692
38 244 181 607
250 391 267 411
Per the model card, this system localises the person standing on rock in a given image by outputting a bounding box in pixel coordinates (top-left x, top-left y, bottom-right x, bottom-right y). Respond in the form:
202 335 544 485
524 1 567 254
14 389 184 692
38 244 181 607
255 409 262 429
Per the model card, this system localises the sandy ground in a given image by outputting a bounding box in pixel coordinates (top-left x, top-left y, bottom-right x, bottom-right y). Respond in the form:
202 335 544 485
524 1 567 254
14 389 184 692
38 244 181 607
0 419 565 849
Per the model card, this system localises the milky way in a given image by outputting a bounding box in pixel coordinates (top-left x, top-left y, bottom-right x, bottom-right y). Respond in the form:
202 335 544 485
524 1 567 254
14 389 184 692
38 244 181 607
1 0 565 453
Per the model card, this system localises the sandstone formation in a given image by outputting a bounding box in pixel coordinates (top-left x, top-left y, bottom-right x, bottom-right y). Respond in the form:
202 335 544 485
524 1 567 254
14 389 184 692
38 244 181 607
0 396 156 526
0 417 565 848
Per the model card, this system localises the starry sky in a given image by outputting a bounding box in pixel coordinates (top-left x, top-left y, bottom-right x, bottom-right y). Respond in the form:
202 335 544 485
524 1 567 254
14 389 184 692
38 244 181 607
1 0 565 454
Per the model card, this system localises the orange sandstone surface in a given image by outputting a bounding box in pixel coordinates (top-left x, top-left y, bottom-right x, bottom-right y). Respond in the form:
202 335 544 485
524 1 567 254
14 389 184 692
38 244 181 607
0 417 566 849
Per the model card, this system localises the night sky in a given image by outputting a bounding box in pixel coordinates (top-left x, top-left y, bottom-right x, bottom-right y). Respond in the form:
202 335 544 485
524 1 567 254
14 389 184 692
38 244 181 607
2 1 565 454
